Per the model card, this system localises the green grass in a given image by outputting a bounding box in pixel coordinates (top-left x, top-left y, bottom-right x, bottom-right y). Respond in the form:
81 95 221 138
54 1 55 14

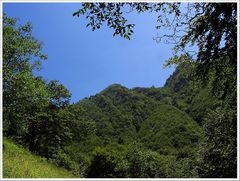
3 138 76 178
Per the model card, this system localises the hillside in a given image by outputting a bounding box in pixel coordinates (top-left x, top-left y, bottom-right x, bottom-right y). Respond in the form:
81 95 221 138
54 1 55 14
74 84 162 142
3 62 205 178
3 138 76 178
139 104 202 156
73 82 203 154
65 80 203 177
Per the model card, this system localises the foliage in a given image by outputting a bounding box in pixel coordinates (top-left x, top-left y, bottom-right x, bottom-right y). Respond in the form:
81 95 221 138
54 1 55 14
3 14 77 161
73 3 180 40
125 143 176 178
139 104 202 157
3 13 47 78
87 143 178 178
3 71 50 140
26 109 73 158
48 80 72 109
198 106 237 178
3 14 50 143
70 83 203 178
87 146 128 178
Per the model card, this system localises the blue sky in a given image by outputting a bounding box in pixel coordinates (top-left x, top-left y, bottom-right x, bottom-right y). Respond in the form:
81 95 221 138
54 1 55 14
3 3 176 103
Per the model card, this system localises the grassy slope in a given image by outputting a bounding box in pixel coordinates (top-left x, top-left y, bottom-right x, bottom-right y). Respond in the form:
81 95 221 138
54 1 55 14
3 138 76 178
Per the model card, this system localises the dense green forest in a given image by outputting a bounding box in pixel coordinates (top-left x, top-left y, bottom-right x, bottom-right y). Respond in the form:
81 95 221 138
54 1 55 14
3 2 237 178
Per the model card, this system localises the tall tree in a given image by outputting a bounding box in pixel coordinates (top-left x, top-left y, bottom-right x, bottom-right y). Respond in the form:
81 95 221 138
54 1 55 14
48 80 72 109
3 14 50 142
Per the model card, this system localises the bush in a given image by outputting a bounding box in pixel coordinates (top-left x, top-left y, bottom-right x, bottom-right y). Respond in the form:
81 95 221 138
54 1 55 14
51 150 89 177
87 146 128 178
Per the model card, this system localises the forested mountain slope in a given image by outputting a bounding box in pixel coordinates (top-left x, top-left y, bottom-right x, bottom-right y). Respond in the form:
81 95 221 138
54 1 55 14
3 56 205 178
133 63 218 125
73 81 203 147
68 79 203 177
1 61 224 178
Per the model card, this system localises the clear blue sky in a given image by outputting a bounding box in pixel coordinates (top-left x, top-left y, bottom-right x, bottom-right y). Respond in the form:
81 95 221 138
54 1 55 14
3 3 176 103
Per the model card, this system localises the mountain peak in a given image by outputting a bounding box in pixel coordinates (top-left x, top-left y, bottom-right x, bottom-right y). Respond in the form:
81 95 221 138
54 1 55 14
101 84 129 94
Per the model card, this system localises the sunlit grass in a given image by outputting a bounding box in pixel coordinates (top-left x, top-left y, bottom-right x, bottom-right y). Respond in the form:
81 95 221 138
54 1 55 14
3 138 76 178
